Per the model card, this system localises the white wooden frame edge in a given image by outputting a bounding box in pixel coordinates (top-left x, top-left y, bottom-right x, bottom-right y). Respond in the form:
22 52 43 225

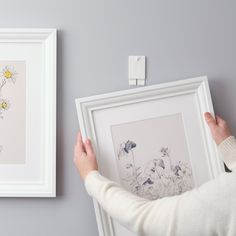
0 28 57 197
76 76 224 236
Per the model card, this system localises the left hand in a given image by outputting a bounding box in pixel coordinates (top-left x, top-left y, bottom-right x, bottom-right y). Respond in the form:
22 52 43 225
74 132 98 180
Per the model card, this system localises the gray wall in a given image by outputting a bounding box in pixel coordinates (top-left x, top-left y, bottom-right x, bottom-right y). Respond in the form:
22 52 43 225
0 0 236 235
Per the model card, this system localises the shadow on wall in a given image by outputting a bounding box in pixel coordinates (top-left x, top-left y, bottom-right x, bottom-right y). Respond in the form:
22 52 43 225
56 30 65 197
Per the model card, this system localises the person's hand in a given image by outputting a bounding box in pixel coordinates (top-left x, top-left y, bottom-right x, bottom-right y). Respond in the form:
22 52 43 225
204 112 232 145
74 132 98 180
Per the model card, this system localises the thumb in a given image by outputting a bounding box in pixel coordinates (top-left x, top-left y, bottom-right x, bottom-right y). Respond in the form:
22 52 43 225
215 115 226 127
84 139 95 157
204 112 217 129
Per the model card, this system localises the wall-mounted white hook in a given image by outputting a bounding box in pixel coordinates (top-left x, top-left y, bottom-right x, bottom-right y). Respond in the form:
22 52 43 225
129 56 146 86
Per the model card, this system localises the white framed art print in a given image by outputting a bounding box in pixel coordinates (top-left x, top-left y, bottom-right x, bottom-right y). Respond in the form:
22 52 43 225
76 76 224 236
0 29 56 197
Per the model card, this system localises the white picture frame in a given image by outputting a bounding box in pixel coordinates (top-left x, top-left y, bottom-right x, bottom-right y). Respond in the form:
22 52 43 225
76 76 225 236
0 29 56 197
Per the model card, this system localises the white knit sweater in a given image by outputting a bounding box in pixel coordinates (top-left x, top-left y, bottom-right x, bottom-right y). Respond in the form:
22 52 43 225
85 136 236 236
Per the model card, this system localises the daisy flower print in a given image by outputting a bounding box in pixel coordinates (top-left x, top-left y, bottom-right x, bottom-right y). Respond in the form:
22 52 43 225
1 65 17 83
0 98 10 118
0 60 26 164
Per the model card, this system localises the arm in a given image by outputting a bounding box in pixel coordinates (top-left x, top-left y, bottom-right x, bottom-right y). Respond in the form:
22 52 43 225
84 167 233 236
84 170 185 236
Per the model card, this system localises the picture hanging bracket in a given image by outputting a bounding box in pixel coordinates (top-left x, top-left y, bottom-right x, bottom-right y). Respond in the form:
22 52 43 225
128 56 146 86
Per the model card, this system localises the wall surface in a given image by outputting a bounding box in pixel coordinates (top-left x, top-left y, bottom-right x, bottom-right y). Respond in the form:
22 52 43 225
0 0 236 235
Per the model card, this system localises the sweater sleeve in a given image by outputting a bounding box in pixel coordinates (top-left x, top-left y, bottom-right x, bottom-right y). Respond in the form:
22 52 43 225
85 170 193 236
83 137 236 235
84 170 235 236
218 136 236 171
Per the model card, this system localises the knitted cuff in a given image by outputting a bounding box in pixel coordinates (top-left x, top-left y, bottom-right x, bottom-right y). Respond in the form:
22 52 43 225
84 170 100 196
218 136 236 170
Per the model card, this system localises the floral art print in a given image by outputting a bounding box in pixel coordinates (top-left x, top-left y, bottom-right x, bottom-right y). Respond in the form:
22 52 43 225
0 61 26 164
111 114 194 200
0 65 17 117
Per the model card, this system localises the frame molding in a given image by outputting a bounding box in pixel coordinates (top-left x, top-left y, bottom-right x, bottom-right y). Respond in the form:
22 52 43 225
0 28 57 197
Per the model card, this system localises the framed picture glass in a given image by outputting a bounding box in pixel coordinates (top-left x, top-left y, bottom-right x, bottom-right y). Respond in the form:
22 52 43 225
0 29 56 197
76 76 224 236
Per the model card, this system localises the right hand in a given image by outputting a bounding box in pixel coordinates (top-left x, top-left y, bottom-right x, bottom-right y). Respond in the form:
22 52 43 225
204 112 232 145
